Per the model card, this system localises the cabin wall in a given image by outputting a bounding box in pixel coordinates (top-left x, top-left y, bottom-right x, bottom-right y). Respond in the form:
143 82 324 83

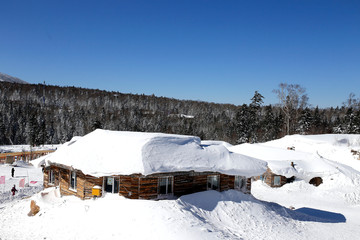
138 177 158 200
56 167 86 199
119 175 141 199
43 166 60 188
83 176 103 199
44 166 254 200
246 178 251 192
259 168 288 188
220 174 231 191
174 174 194 196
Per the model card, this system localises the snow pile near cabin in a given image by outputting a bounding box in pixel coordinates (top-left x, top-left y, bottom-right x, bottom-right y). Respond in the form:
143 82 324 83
229 134 360 225
42 129 267 177
229 134 360 180
262 134 360 172
2 187 359 240
229 143 339 180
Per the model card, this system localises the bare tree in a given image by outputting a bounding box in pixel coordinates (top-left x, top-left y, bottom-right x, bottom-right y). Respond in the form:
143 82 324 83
343 93 359 110
273 83 309 135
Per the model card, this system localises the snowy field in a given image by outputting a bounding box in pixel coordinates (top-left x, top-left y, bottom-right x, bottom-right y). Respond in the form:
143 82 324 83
0 145 59 153
1 134 360 239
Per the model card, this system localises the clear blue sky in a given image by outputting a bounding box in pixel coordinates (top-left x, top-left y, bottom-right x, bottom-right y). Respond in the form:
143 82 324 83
1 0 359 108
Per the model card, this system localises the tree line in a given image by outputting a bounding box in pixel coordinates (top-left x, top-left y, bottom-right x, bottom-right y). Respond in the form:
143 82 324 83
0 82 359 146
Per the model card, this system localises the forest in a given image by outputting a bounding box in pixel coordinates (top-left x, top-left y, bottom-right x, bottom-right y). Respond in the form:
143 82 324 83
0 81 359 146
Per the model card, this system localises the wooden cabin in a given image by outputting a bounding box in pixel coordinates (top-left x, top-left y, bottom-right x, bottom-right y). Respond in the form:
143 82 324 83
0 150 55 164
43 164 252 200
256 168 294 188
41 129 267 200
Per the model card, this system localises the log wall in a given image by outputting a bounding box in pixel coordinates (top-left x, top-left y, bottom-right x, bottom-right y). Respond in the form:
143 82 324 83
138 177 158 199
43 166 60 188
44 166 254 200
83 176 103 199
258 168 288 188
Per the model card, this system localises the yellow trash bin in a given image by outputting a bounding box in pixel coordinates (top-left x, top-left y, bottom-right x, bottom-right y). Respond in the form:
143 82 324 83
92 186 102 197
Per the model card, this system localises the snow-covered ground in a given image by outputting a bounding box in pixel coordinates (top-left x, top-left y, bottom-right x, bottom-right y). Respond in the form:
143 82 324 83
1 134 360 239
0 162 44 207
0 145 59 153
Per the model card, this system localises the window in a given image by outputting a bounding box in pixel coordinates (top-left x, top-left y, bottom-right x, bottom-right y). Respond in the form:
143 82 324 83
207 175 219 191
234 176 245 191
70 171 77 190
104 177 119 193
49 170 55 184
158 176 173 195
273 176 281 186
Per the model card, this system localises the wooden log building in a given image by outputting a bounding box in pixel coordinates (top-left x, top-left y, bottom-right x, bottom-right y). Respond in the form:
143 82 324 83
256 167 294 188
0 150 55 164
41 129 267 200
44 163 252 200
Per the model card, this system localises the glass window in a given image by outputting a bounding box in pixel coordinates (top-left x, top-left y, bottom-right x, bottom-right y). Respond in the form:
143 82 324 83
49 170 55 184
104 177 120 193
274 176 281 186
207 175 219 191
158 177 173 195
234 176 245 190
70 171 77 190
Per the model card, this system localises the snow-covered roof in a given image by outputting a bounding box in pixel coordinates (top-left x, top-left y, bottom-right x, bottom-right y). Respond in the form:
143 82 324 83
43 129 267 177
228 138 345 179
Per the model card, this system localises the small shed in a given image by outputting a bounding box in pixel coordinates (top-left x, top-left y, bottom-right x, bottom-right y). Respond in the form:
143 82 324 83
257 168 294 188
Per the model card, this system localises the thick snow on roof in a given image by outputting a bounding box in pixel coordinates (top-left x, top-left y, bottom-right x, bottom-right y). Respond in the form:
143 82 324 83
44 129 266 177
229 142 340 179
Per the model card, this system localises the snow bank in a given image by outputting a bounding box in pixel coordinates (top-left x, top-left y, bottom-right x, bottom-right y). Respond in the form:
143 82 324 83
1 189 358 240
43 129 267 177
0 144 59 153
229 142 339 179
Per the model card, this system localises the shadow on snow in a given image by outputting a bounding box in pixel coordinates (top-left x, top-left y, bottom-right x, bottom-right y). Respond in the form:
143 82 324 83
179 190 346 224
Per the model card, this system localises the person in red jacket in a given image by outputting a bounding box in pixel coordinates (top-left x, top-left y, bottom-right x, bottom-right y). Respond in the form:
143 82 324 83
11 185 18 196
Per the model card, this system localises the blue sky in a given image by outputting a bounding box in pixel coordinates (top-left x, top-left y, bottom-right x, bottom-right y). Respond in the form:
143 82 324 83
1 0 359 108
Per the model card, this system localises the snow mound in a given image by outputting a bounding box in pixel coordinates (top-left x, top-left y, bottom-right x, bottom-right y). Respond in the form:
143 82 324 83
229 143 339 179
44 129 267 177
1 189 351 240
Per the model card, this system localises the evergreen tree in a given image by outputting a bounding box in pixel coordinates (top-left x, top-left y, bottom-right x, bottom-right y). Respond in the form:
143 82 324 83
26 112 38 146
249 91 264 143
235 104 251 144
297 108 312 134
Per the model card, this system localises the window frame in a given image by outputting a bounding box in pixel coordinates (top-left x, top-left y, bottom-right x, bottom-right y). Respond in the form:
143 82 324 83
104 176 120 194
207 175 220 191
158 176 173 196
273 176 281 186
48 169 55 185
69 170 77 191
234 176 245 191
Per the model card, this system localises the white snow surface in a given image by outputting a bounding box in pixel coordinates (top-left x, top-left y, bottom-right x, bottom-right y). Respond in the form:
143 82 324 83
2 134 360 239
0 144 59 153
228 134 360 179
42 129 267 177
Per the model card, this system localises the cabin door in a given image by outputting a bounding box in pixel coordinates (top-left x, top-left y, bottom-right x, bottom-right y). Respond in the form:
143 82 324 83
104 177 119 194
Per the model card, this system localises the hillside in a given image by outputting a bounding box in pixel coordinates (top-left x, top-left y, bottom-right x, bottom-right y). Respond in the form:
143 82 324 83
1 81 359 146
0 72 28 84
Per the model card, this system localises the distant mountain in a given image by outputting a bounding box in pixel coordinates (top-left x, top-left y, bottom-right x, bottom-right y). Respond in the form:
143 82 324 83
0 72 29 84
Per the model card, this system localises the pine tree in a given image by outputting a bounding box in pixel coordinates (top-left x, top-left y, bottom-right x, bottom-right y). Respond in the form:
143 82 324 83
249 91 264 143
235 104 251 144
297 108 312 134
